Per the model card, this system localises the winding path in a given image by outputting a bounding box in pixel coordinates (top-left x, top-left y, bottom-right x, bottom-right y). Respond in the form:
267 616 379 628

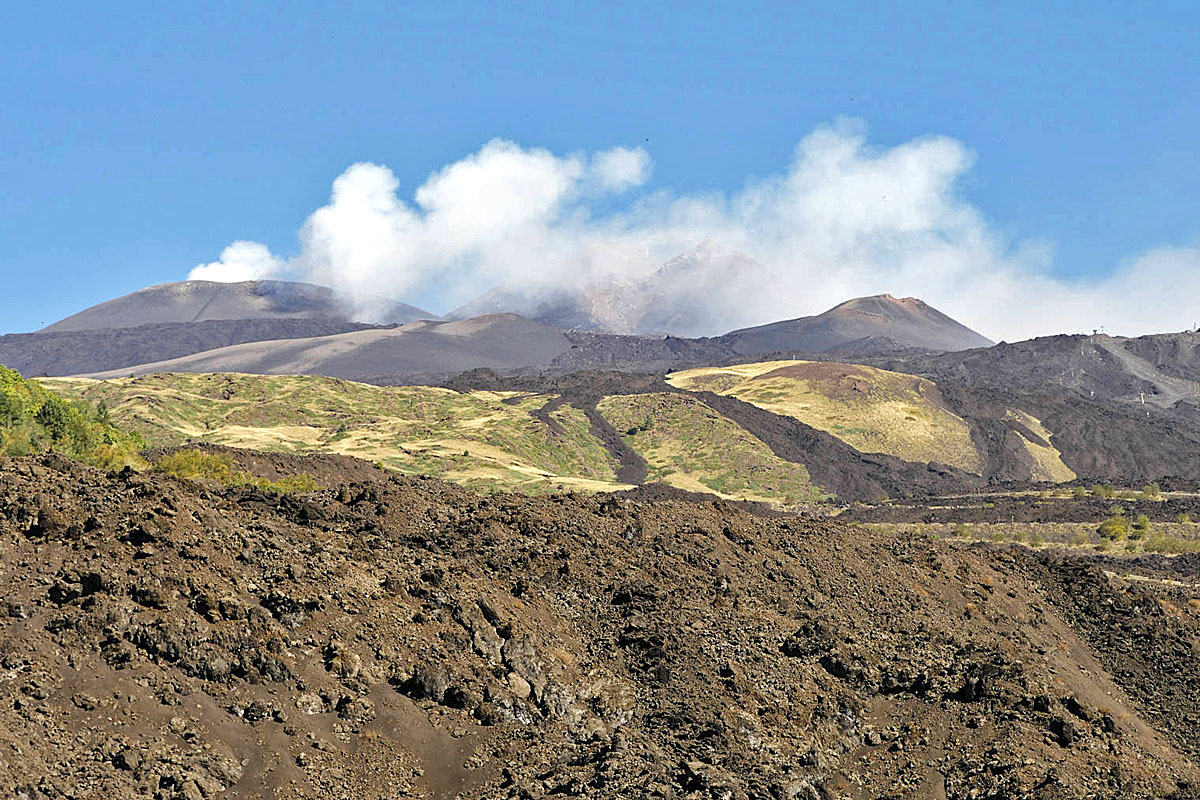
1096 338 1200 408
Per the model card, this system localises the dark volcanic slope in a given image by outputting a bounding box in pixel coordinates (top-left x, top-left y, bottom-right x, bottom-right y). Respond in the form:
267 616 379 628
80 314 574 382
551 331 741 373
1115 331 1200 384
721 294 994 355
870 334 1200 404
42 280 435 332
1 454 1198 799
694 390 983 500
0 318 378 377
861 332 1200 481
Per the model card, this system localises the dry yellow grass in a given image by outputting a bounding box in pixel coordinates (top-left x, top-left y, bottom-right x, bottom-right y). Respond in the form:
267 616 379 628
667 360 984 473
1005 409 1076 483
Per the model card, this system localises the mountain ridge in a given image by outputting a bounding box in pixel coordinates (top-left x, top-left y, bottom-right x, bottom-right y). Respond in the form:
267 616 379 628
721 292 994 354
42 279 436 332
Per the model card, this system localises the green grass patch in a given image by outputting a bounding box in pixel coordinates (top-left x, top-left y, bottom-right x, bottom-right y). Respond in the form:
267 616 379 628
152 449 318 494
43 373 626 495
598 392 830 507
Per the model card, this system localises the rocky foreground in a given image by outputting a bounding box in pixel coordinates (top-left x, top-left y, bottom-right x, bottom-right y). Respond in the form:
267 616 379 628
1 454 1198 799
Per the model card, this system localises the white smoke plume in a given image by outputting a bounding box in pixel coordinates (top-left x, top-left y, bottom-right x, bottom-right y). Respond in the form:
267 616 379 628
189 241 286 283
189 121 1200 341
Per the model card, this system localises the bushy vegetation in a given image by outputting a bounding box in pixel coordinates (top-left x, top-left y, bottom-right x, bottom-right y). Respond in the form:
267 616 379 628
868 516 1200 555
152 449 318 494
1139 534 1200 554
0 365 143 469
1097 514 1131 541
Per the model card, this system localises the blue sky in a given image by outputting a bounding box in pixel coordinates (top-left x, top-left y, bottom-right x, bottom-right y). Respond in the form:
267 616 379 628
2 1 1199 336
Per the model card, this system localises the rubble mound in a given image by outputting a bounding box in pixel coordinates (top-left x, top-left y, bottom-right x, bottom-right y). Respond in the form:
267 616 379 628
0 455 1197 799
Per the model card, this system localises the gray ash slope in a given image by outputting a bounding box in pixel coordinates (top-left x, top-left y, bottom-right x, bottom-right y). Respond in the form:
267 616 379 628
77 314 574 382
0 318 380 377
721 294 995 355
1 453 1198 799
13 275 1200 487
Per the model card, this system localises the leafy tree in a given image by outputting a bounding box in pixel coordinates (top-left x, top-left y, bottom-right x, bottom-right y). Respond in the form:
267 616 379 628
0 364 144 467
94 399 112 426
0 389 20 427
34 395 72 441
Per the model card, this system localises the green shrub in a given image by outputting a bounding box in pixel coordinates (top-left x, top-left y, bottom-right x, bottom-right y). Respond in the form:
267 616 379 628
153 449 238 482
1097 514 1131 541
1071 486 1089 499
1142 535 1200 555
1142 483 1162 500
34 395 72 441
1028 530 1044 547
1091 484 1117 499
152 448 317 494
1174 512 1192 524
263 473 319 493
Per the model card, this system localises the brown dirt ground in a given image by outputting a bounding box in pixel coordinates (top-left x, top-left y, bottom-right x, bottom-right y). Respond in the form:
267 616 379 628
0 453 1198 799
